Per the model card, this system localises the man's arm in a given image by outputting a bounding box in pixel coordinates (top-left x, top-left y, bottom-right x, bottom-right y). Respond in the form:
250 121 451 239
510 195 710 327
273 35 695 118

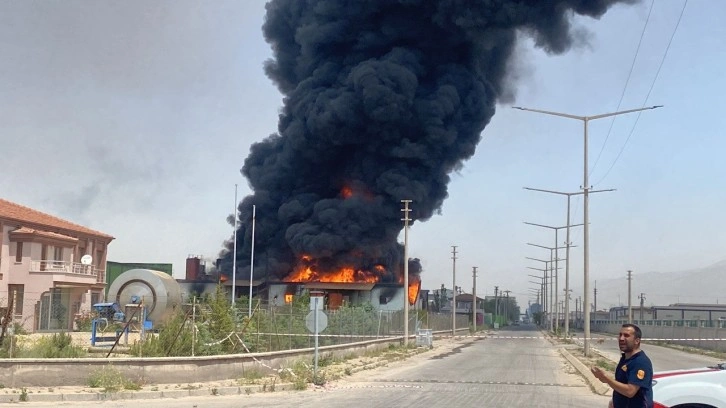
591 366 641 398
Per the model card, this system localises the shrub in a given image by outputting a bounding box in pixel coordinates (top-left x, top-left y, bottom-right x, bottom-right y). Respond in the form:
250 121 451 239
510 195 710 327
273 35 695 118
19 333 85 358
74 311 95 332
88 365 141 393
129 292 235 358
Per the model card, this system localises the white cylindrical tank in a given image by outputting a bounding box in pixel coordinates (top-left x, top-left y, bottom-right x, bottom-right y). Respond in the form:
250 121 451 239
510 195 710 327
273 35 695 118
107 269 182 323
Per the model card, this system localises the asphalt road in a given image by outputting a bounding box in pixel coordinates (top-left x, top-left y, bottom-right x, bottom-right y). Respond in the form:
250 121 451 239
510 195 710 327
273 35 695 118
584 332 723 371
20 325 611 408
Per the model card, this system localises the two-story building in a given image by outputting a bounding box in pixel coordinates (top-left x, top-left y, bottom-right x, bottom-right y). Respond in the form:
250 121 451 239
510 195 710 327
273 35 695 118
0 198 113 332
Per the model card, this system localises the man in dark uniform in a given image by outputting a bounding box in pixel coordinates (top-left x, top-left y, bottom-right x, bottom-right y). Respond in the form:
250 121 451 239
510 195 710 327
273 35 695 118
591 323 653 408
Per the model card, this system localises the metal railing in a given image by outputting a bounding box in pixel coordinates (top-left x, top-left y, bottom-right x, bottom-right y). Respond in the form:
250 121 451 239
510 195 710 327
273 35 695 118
29 260 105 282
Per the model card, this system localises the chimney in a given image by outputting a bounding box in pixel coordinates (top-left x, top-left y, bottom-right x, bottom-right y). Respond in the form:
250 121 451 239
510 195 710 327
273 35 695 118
186 255 201 281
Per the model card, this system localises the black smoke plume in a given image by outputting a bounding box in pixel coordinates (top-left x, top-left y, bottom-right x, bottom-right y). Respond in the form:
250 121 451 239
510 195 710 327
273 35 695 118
220 0 636 282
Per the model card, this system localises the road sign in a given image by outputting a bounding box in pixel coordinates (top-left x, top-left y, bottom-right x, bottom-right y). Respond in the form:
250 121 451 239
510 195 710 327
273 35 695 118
305 310 328 333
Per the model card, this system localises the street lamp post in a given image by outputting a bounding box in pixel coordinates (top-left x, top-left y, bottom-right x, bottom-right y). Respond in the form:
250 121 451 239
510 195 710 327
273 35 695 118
527 235 582 337
528 276 545 321
527 260 563 330
527 246 570 332
525 223 582 334
514 105 662 355
526 264 559 330
524 188 613 337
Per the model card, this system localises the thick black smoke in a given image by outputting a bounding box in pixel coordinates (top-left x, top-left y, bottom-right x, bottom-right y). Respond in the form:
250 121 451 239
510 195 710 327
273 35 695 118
220 0 635 282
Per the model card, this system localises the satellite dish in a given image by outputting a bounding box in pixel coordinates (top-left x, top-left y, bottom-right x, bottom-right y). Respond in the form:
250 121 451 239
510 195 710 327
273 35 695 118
81 254 93 265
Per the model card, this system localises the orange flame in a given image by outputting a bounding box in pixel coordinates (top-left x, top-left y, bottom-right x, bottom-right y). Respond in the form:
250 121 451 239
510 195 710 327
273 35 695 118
285 263 380 283
340 185 376 201
341 186 353 199
285 294 294 304
408 275 421 306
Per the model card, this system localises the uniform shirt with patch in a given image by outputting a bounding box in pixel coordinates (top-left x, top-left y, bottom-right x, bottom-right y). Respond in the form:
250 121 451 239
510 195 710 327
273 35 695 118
613 350 653 408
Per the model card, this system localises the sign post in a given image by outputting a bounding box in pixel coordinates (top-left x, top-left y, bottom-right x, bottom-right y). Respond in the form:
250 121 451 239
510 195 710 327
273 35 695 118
305 291 327 379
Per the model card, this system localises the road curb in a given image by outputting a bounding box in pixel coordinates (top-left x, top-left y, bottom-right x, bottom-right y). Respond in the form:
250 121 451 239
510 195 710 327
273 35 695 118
0 382 298 403
560 348 611 395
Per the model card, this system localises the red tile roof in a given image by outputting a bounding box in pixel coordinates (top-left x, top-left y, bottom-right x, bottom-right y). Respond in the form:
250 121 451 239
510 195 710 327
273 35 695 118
0 198 113 239
10 227 79 243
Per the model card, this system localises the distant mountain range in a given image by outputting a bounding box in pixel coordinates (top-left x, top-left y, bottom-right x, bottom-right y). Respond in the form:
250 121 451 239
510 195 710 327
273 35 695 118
571 259 726 311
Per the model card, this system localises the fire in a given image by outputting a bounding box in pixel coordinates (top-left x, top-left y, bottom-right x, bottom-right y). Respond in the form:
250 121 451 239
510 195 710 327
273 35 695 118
408 275 421 306
285 294 294 304
283 257 418 304
341 186 353 199
339 185 375 201
285 263 380 283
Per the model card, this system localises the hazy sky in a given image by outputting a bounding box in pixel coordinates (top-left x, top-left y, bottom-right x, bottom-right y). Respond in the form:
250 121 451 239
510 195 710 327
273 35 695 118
2 1 724 309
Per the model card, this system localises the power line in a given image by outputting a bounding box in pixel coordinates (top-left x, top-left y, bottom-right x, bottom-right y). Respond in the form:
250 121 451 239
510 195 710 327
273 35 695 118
593 0 689 187
590 0 655 177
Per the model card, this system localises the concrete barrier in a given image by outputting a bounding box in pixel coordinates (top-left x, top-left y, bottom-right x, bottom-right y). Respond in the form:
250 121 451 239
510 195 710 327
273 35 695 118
593 322 726 352
0 336 403 387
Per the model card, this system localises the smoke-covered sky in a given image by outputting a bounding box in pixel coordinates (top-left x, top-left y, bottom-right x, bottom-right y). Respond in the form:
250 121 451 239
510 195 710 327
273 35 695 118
2 1 725 308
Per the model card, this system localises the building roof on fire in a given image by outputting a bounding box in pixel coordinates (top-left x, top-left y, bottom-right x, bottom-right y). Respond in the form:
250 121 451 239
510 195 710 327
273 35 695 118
301 282 376 291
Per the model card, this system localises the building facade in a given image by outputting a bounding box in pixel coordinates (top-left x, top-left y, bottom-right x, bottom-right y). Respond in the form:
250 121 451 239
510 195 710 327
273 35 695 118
0 198 113 332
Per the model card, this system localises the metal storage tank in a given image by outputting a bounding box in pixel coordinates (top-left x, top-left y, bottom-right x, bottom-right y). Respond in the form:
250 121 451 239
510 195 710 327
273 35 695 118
107 268 182 324
105 261 173 295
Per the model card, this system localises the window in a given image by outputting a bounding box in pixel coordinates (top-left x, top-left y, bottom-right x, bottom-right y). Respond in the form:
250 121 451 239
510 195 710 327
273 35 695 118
15 242 23 262
8 284 24 315
91 292 101 305
54 246 63 261
41 244 48 270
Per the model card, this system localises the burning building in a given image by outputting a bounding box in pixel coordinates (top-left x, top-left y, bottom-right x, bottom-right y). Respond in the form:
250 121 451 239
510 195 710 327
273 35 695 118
218 0 635 307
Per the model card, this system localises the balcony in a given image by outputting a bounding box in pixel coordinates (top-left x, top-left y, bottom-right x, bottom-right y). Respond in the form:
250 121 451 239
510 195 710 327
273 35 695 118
29 260 105 283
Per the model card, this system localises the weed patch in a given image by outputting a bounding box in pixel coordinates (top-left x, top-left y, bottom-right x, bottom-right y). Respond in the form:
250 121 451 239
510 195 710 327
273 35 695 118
87 365 140 393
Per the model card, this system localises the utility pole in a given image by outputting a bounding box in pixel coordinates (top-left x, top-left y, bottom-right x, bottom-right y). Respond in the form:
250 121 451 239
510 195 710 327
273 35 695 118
627 270 633 324
451 245 458 336
232 184 238 305
575 297 580 327
563 288 572 329
503 290 511 324
401 200 412 346
472 266 478 333
248 204 256 318
639 292 646 321
594 280 598 321
494 286 499 326
514 105 662 356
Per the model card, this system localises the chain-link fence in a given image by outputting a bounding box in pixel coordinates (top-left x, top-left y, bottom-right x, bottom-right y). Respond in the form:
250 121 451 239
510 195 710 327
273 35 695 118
1 289 474 358
200 303 466 353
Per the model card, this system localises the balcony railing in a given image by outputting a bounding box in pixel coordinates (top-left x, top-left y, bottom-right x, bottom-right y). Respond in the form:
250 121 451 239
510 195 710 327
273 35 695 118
29 260 105 283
